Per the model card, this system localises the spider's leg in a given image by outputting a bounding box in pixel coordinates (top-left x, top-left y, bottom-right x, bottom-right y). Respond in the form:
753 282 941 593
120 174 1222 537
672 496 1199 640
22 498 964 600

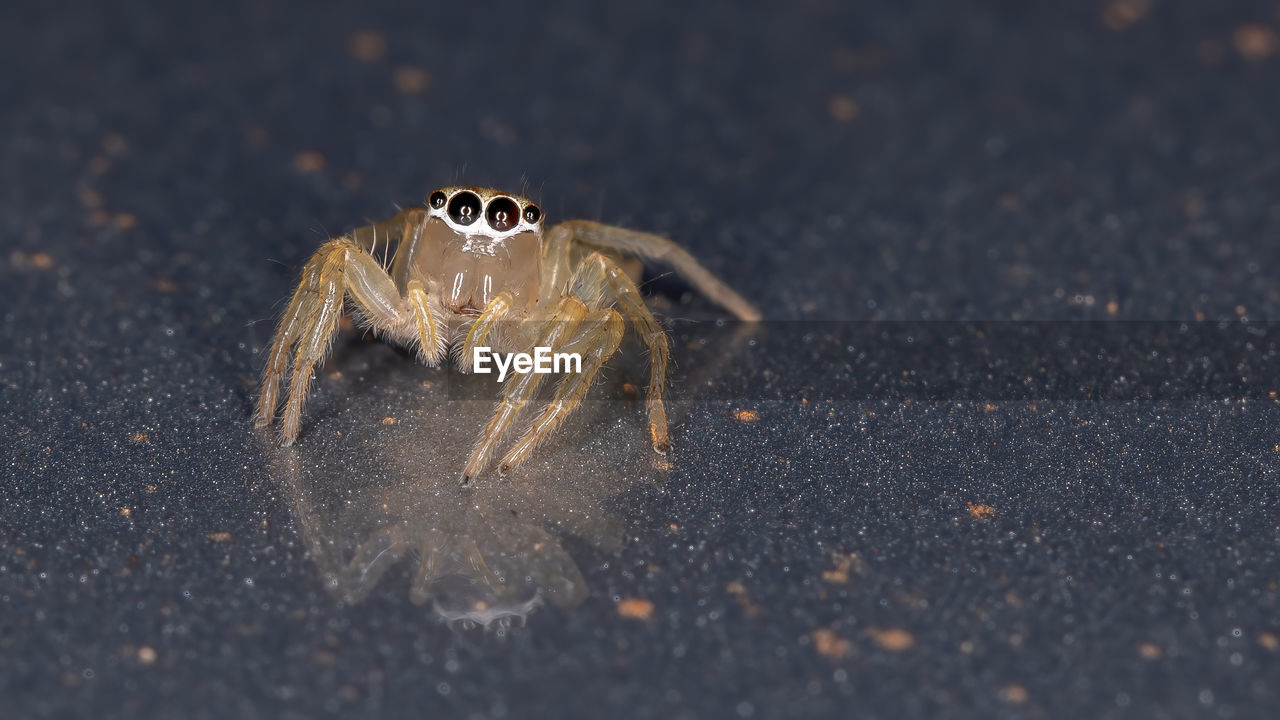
409 531 448 605
462 295 587 482
499 307 624 472
269 240 350 444
462 539 506 591
572 252 673 452
257 229 447 445
256 251 327 429
537 224 575 302
556 219 762 322
259 210 424 431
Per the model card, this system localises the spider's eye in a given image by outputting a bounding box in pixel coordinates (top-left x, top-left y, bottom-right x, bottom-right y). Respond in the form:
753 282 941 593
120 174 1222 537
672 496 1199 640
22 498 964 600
447 191 481 226
428 191 447 209
485 197 520 232
523 204 541 224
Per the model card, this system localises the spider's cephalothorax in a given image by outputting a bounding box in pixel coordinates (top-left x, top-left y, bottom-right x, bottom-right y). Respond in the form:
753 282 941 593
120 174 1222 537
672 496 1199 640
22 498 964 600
256 185 760 482
421 187 543 314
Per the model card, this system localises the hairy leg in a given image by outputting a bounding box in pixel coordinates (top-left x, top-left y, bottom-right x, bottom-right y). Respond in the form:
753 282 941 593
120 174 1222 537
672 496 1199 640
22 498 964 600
347 207 428 291
256 235 446 444
556 219 762 322
538 224 576 303
462 296 588 482
568 252 672 452
498 307 625 472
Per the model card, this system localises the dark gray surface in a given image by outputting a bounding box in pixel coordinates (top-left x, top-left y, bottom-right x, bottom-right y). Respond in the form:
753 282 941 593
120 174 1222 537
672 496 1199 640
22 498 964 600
4 1 1280 718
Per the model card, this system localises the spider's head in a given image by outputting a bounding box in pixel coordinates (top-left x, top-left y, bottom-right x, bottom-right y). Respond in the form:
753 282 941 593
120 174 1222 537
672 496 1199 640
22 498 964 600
426 186 543 240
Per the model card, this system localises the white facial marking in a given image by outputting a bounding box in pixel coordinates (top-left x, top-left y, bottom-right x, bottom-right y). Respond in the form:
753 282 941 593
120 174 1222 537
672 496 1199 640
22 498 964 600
451 272 465 303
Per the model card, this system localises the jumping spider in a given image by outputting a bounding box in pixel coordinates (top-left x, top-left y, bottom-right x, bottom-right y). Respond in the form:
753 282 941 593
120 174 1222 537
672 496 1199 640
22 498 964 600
255 186 760 481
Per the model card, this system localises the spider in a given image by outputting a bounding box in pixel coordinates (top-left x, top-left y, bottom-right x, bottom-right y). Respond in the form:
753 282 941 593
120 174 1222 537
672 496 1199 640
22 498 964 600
255 186 761 481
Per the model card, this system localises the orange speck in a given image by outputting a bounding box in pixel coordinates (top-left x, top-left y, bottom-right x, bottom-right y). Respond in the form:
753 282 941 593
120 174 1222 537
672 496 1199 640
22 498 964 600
120 507 132 518
77 184 104 209
130 431 150 444
1234 24 1278 61
145 484 157 493
244 124 271 147
380 416 397 426
137 646 157 664
30 252 55 269
1138 642 1163 660
102 132 128 155
999 684 1029 704
616 598 654 620
1102 0 1150 31
822 553 860 584
967 502 995 520
827 95 860 123
727 580 763 617
207 532 232 543
812 629 851 659
733 409 760 422
1106 301 1119 316
393 66 431 94
1258 632 1278 650
349 30 388 62
1194 311 1206 322
982 403 998 412
293 151 326 174
114 212 137 230
869 627 914 652
152 279 178 293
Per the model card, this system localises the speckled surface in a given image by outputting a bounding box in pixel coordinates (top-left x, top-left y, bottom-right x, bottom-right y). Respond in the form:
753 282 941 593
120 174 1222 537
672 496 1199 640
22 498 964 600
4 1 1280 718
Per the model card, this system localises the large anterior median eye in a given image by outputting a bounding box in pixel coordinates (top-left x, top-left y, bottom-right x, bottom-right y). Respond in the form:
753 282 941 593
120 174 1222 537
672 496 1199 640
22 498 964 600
447 191 481 226
485 197 520 232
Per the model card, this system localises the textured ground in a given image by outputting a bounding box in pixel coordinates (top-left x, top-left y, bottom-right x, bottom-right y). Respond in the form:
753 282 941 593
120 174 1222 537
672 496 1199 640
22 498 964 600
3 1 1280 718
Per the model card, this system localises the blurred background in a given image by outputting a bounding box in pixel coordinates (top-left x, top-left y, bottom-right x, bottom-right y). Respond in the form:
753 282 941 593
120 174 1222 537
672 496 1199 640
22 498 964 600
4 1 1280 718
